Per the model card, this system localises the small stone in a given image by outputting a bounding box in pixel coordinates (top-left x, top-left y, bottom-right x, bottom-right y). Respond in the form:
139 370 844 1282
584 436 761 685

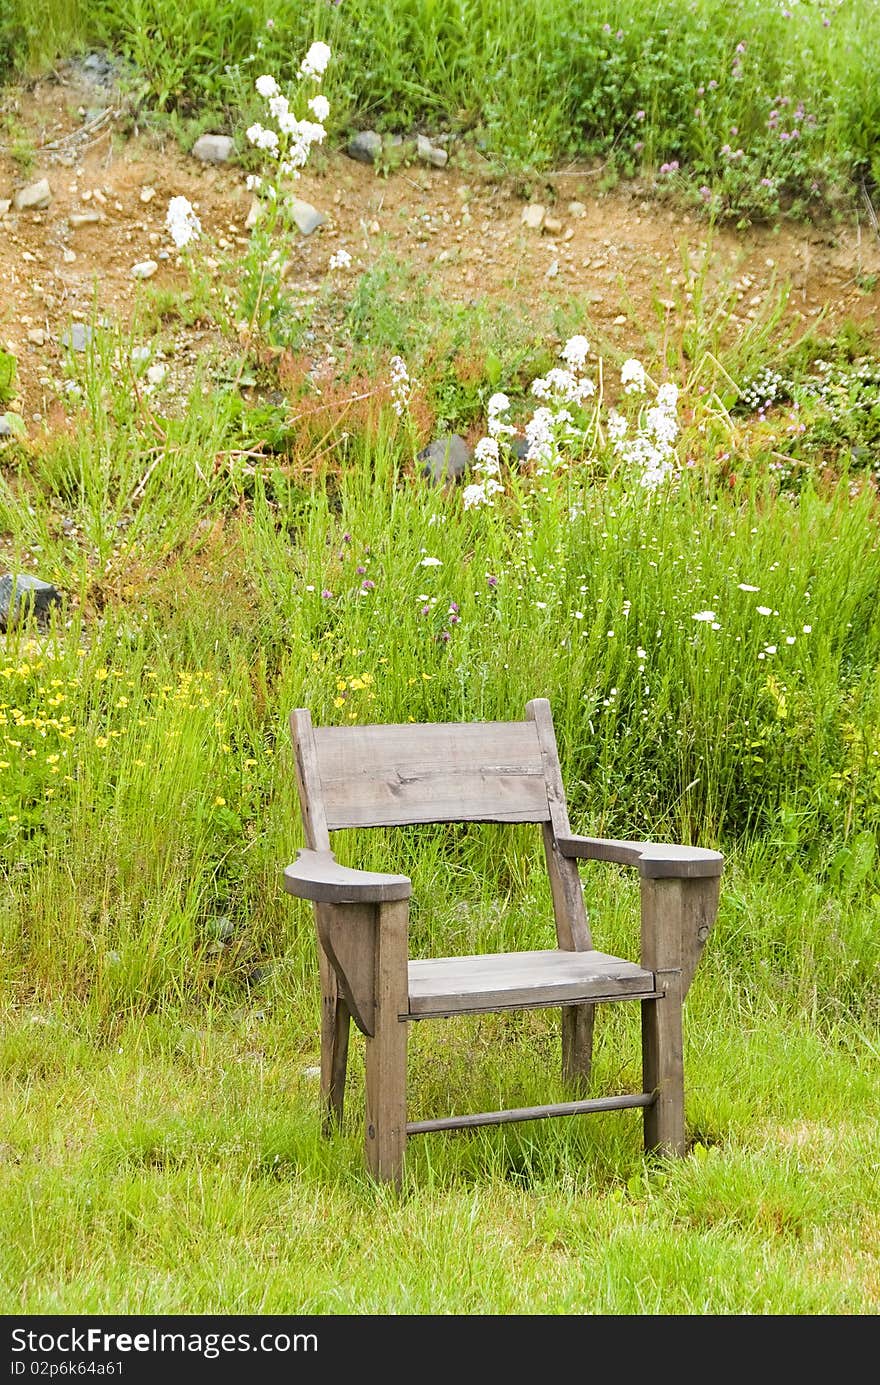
418 434 471 485
543 216 563 235
60 323 93 352
0 418 12 437
69 211 102 228
27 328 45 346
545 260 559 279
131 259 158 280
613 314 627 326
146 363 167 387
286 197 326 236
139 187 156 203
346 130 382 163
0 573 62 630
13 179 51 211
63 249 76 263
91 189 107 206
245 198 261 231
131 346 151 366
567 200 587 217
0 199 10 215
416 134 448 168
192 133 234 163
368 219 380 235
521 203 546 230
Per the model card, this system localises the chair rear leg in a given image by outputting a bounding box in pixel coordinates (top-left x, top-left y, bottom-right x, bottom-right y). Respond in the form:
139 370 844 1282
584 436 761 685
562 1003 594 1095
641 984 685 1156
319 946 350 1134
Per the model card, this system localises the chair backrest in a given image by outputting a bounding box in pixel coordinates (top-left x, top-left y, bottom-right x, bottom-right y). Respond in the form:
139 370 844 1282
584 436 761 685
307 718 552 830
291 699 592 953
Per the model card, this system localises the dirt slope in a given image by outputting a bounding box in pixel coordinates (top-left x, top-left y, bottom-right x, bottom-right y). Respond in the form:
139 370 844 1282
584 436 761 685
2 60 879 427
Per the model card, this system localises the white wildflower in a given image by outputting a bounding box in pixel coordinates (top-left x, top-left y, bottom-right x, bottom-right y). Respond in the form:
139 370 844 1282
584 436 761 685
621 358 646 393
474 436 501 473
165 195 201 250
656 382 679 410
606 410 628 442
300 40 332 79
487 391 516 438
329 248 352 271
737 583 760 592
420 556 442 567
268 94 290 123
561 335 590 370
389 355 412 416
256 74 280 98
308 93 330 122
247 123 279 152
692 611 716 622
757 606 772 616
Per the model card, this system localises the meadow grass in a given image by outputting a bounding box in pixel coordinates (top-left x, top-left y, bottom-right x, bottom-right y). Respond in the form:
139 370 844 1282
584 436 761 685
0 294 878 1311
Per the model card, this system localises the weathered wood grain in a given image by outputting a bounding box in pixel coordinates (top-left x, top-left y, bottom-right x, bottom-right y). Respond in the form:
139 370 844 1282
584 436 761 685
640 877 686 1155
407 1092 654 1134
312 720 551 827
283 848 412 903
364 898 410 1185
407 948 655 1018
526 698 595 1091
558 832 723 879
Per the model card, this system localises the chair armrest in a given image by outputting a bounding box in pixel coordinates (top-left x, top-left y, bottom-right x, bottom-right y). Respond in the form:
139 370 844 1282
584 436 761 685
283 848 412 904
557 834 723 879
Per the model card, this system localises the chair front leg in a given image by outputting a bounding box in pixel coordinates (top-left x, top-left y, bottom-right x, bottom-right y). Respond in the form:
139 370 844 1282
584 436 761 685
364 898 409 1186
639 876 688 1156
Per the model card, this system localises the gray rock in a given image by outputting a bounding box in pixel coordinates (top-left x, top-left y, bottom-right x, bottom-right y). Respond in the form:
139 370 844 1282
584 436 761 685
131 259 158 280
13 179 52 212
416 134 448 168
346 130 382 163
286 197 326 235
192 133 234 163
418 434 471 484
60 323 93 352
509 435 529 464
81 52 115 83
0 418 12 437
0 574 61 630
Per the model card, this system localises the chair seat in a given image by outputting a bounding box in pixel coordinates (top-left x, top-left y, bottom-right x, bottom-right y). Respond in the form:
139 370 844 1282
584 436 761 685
406 948 656 1019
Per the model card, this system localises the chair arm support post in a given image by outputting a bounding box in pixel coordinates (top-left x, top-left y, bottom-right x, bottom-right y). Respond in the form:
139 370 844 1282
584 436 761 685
639 875 721 999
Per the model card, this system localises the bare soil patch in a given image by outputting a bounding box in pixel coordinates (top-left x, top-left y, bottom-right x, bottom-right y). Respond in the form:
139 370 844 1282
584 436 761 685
2 61 879 427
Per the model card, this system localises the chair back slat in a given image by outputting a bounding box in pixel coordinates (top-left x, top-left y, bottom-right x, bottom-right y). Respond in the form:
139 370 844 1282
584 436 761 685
311 720 551 828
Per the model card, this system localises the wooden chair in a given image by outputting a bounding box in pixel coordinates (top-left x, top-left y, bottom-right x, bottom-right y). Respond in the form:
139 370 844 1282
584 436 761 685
284 699 722 1184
